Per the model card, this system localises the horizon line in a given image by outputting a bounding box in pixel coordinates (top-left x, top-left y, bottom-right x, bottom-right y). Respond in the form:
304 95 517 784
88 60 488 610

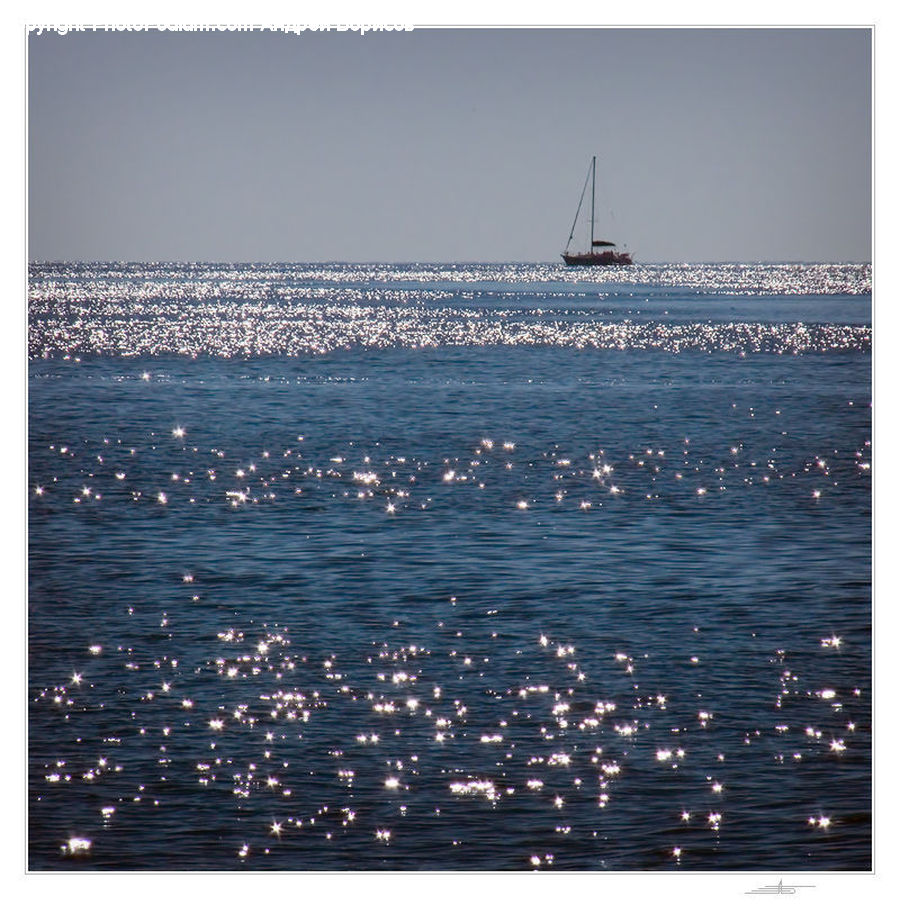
27 258 873 266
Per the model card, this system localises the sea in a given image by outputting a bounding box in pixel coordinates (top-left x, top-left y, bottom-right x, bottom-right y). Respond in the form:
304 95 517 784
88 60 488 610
27 261 872 872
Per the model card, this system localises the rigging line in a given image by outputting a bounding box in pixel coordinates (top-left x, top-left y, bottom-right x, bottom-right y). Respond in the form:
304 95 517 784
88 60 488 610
564 158 593 253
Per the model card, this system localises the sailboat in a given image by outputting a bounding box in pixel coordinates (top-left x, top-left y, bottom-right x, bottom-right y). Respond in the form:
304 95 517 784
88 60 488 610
562 156 633 266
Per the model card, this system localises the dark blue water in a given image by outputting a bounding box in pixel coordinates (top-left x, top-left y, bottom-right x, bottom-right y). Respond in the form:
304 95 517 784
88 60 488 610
28 263 871 870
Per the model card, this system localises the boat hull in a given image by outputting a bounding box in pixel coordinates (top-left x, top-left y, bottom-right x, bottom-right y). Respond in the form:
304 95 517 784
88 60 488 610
562 251 633 266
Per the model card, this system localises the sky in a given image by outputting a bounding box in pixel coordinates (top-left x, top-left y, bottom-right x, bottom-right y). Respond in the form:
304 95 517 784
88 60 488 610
27 26 872 263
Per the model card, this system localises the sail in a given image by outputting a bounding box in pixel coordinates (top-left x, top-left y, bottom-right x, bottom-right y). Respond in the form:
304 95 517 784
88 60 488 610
592 240 615 247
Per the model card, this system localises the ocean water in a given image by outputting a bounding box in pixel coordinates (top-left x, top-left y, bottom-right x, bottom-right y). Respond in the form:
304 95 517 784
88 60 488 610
28 262 871 871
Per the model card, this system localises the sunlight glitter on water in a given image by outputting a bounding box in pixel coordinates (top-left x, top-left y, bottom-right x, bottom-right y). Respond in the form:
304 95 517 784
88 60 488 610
30 421 868 519
28 261 870 871
29 262 870 359
29 562 871 869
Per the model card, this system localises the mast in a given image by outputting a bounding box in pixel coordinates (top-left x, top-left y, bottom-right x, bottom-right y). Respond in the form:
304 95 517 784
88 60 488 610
590 155 596 252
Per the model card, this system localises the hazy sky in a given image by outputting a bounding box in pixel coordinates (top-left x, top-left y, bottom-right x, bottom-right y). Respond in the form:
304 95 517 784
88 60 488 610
27 27 872 263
